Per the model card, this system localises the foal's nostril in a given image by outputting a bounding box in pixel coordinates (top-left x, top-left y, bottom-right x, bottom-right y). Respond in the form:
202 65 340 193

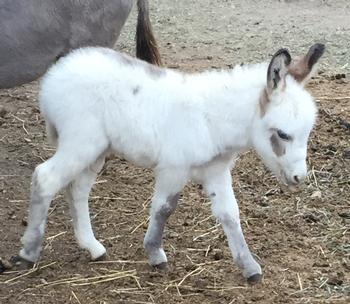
293 175 300 184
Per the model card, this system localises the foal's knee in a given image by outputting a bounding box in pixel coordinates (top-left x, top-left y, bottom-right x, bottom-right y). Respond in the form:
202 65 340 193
32 162 64 198
211 199 239 221
152 193 180 218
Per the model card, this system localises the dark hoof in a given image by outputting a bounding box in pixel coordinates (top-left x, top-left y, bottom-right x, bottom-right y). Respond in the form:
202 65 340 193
247 273 262 284
153 262 169 272
10 255 35 269
93 253 107 262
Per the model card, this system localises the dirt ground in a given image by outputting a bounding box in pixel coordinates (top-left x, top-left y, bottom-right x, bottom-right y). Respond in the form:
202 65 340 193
0 0 349 303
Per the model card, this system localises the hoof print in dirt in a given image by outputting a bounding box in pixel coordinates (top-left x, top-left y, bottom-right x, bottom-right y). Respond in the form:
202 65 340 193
247 273 262 284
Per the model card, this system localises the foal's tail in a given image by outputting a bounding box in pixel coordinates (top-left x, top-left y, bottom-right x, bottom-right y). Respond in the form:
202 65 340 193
136 0 162 66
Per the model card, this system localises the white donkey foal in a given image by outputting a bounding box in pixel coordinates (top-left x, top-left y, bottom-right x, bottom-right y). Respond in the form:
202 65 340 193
18 43 324 283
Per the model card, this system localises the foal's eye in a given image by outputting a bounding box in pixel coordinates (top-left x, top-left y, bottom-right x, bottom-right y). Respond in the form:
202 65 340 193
277 130 291 141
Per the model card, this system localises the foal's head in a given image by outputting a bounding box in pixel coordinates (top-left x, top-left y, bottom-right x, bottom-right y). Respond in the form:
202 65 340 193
252 43 325 189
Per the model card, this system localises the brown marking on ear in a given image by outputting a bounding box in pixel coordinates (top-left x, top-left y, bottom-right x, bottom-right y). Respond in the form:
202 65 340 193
270 134 286 157
288 57 310 83
259 88 270 117
289 43 325 84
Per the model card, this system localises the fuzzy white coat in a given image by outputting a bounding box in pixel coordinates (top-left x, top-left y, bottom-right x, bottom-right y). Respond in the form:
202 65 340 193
19 44 324 282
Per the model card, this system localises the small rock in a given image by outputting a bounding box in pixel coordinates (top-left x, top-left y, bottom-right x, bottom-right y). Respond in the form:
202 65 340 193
326 144 337 152
260 201 269 207
303 213 320 223
313 261 330 267
183 219 191 226
251 292 265 301
168 232 179 238
335 73 346 79
0 258 13 273
328 274 344 286
7 210 15 219
342 260 350 270
339 119 350 130
194 278 207 290
310 190 322 199
330 73 346 80
339 212 350 219
343 150 350 159
213 249 224 260
184 264 196 272
0 106 8 117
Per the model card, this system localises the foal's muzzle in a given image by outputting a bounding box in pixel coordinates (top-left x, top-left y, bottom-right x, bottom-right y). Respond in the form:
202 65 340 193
280 170 306 192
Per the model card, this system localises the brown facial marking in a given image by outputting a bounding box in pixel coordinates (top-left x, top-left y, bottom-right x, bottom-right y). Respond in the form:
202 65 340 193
270 134 286 157
259 88 269 117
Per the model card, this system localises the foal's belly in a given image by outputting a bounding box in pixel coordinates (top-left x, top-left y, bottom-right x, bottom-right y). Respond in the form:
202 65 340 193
109 139 159 169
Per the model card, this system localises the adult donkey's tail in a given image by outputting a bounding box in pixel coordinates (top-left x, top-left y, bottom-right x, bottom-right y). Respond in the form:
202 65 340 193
136 0 162 66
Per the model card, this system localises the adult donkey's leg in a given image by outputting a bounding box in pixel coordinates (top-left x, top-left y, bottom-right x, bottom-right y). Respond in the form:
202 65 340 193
67 155 106 260
144 169 187 268
203 163 262 283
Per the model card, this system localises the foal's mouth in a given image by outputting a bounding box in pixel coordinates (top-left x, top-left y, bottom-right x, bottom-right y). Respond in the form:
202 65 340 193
278 170 302 193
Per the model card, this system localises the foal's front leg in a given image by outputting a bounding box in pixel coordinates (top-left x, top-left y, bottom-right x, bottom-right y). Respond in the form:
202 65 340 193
144 170 187 268
203 167 262 282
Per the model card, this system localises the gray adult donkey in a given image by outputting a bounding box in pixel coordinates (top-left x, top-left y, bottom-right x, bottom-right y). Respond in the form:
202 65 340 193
0 0 161 88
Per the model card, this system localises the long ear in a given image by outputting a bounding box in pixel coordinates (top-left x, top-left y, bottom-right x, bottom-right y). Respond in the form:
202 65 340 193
266 48 292 96
289 43 325 85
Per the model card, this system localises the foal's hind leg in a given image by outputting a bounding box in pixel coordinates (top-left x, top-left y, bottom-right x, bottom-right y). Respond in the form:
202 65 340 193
19 133 108 262
67 155 106 260
144 169 188 268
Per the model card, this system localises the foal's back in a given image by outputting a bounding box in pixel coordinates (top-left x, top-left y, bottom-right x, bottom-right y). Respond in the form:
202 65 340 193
40 47 208 167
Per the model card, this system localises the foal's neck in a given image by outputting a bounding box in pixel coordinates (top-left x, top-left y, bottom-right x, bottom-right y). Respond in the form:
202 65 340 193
185 63 267 152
